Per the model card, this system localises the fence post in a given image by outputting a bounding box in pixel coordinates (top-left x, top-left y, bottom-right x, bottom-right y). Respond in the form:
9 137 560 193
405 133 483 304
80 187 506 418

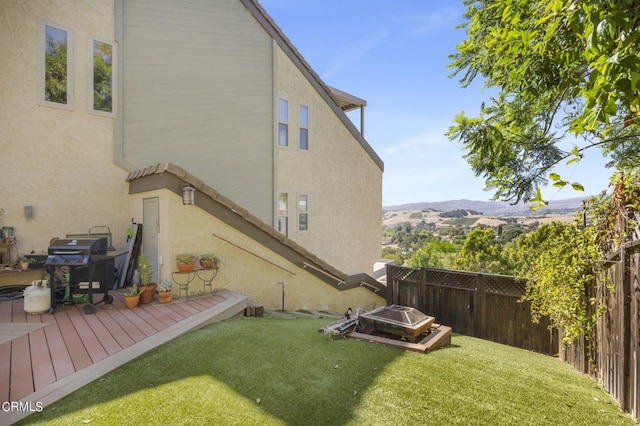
623 243 632 412
472 273 485 338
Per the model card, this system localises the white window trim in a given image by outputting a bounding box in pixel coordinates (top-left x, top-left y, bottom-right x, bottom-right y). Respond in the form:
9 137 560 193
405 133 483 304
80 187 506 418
299 104 309 151
278 98 289 147
38 20 74 110
88 35 117 117
298 193 309 232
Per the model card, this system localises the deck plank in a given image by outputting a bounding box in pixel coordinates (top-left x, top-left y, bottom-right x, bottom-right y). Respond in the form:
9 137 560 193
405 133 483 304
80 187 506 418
54 309 93 371
93 307 136 349
138 304 178 329
27 313 56 391
0 292 238 417
65 304 109 364
10 299 35 400
10 334 34 400
42 313 76 380
0 299 12 403
81 310 123 356
104 304 149 343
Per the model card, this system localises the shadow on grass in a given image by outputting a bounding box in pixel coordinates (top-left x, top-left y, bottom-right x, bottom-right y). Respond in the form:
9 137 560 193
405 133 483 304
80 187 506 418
18 314 405 425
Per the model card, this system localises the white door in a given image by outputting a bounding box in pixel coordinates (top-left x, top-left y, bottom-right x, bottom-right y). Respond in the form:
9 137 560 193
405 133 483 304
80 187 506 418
143 197 160 283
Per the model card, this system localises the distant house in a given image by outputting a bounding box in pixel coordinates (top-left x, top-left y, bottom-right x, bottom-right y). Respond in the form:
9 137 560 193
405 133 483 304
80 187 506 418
0 0 385 312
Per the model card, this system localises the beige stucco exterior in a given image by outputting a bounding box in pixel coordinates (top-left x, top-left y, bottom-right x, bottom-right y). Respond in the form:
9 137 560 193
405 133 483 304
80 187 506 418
1 0 385 313
128 188 384 312
0 0 130 253
275 46 383 274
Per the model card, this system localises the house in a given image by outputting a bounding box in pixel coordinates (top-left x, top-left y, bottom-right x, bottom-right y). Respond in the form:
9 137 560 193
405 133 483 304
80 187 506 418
0 0 385 312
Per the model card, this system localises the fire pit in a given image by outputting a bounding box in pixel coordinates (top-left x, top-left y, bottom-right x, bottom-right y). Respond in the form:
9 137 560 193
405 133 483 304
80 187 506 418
357 304 435 342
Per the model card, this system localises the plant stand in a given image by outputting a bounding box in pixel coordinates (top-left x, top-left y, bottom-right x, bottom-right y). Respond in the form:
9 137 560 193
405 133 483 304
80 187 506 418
196 267 219 295
172 270 196 299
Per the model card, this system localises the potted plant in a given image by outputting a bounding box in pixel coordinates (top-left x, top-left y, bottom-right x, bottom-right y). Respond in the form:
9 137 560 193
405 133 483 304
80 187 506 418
157 279 173 304
176 253 196 272
124 284 143 309
199 253 219 270
137 254 156 304
17 256 33 270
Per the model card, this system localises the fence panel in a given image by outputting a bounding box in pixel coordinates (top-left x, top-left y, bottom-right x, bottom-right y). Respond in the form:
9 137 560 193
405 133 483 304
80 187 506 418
386 265 558 355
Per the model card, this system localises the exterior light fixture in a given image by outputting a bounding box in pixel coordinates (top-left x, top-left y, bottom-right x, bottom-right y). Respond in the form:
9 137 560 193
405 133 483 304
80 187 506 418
182 185 195 205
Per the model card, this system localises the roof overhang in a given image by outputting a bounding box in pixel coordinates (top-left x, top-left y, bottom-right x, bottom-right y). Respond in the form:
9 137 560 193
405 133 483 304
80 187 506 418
328 86 367 112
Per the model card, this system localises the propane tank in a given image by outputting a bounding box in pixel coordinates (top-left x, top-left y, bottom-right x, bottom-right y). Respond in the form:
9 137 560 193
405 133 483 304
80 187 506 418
24 280 51 315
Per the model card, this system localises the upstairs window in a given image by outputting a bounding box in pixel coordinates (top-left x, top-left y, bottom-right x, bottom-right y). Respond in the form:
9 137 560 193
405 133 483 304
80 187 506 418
278 99 288 147
277 193 288 236
39 21 74 109
90 37 117 116
299 105 309 150
298 194 308 231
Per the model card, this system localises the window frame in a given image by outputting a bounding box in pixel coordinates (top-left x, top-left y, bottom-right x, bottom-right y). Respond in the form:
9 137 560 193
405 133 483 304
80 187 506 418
299 104 309 151
88 36 117 117
278 98 289 147
38 20 74 110
298 193 309 232
277 192 289 236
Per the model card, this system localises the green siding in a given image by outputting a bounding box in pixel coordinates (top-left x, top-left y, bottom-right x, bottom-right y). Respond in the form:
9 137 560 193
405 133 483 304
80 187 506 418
118 0 274 222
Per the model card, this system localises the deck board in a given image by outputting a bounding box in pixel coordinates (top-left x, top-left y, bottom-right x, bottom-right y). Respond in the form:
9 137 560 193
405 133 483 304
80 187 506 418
27 313 56 391
0 289 247 424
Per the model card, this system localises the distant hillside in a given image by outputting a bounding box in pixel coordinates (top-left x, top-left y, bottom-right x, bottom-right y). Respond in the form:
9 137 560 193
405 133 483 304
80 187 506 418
383 197 588 216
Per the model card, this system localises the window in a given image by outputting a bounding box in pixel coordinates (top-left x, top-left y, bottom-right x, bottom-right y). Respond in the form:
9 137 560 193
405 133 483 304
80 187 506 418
277 193 288 236
299 105 309 150
39 21 74 109
298 194 308 231
89 37 117 116
278 99 288 147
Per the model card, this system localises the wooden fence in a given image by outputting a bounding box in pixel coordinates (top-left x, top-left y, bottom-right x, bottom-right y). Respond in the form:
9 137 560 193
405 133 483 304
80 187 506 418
385 265 558 355
387 247 640 420
561 240 640 419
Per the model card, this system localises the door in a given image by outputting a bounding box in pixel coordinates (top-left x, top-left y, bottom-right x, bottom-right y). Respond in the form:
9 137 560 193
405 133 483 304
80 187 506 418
143 197 160 283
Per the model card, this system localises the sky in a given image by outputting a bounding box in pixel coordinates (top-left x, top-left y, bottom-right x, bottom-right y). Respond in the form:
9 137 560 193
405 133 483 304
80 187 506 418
259 0 615 207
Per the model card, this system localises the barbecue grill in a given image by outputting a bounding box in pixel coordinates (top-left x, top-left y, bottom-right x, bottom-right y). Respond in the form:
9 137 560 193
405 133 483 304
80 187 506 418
46 238 114 314
357 305 435 342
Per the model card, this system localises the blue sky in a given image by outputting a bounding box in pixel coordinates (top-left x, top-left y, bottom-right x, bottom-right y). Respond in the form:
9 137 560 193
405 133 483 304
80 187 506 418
259 0 615 206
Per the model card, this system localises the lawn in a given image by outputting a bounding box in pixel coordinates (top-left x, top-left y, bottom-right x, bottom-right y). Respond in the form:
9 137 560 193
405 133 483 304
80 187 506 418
20 313 635 425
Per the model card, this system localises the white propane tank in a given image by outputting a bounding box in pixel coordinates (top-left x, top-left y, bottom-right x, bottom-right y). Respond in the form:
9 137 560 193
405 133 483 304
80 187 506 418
24 280 51 315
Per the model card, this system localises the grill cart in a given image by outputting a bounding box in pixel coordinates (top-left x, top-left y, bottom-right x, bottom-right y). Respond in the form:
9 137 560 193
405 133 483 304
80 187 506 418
45 238 116 314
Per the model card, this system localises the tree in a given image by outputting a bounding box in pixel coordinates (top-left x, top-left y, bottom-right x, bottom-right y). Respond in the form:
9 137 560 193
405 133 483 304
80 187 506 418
407 236 458 269
45 35 68 104
454 227 503 273
448 0 640 206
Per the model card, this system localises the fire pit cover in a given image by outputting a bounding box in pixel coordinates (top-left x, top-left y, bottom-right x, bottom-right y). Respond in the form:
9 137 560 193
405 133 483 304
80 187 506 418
358 305 434 342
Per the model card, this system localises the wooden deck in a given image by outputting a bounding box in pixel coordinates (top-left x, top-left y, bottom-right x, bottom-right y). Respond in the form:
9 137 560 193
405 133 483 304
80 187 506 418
0 289 247 425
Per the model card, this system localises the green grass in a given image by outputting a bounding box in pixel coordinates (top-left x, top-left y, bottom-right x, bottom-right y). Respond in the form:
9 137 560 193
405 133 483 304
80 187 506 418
20 314 634 425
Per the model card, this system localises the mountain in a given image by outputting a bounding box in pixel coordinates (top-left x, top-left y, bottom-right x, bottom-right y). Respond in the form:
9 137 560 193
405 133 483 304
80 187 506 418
383 196 588 216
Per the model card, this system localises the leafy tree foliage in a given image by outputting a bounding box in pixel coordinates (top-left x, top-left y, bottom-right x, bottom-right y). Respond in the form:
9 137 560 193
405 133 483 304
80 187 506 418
407 237 458 269
454 227 503 273
518 221 603 343
44 35 67 104
448 0 640 205
93 42 113 112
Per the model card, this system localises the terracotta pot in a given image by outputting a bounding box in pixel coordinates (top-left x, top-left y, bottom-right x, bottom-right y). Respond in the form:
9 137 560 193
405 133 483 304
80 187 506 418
158 291 172 304
177 263 195 273
124 295 140 309
139 283 156 304
199 259 215 270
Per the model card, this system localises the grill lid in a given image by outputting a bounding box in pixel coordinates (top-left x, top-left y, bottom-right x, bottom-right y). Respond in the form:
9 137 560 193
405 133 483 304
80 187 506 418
47 238 107 255
45 238 108 266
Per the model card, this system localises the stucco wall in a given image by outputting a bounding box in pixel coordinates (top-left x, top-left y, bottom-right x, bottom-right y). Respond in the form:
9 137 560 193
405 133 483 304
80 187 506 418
128 188 385 313
275 46 383 274
0 0 130 255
